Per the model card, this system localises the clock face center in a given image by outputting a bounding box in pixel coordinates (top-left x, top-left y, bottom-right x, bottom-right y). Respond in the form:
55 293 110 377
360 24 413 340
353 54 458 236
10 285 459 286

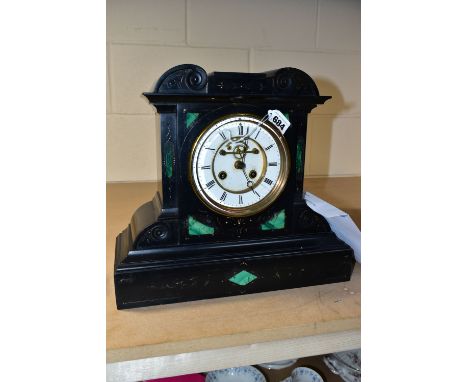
190 115 290 217
234 160 245 170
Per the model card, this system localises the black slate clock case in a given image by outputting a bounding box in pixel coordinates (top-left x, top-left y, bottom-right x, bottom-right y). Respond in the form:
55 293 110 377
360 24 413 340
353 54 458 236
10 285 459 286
114 64 355 309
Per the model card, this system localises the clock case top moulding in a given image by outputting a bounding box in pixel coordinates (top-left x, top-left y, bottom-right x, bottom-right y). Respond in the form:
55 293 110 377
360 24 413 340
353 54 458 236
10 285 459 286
114 64 355 309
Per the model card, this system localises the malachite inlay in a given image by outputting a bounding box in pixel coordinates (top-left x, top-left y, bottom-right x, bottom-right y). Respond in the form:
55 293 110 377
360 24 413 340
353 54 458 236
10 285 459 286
261 209 286 231
229 270 257 286
186 112 200 128
188 215 214 236
163 142 174 179
296 137 304 175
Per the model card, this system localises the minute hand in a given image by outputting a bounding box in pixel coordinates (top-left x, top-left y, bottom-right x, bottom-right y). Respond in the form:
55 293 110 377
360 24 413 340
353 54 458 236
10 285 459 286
240 153 256 192
227 117 265 144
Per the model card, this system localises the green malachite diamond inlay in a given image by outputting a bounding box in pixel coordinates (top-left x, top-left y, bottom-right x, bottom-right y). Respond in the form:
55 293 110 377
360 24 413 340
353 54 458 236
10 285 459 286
188 215 214 236
229 270 257 286
261 209 286 231
186 112 199 128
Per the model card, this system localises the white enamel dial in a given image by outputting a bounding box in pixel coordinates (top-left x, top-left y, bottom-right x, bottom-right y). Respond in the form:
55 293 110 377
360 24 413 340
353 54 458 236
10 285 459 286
190 115 290 217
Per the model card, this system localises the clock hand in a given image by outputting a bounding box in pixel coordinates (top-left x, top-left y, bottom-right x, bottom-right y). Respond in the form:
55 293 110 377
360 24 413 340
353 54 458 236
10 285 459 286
241 127 257 141
226 115 267 144
239 151 257 192
241 114 268 142
241 164 254 189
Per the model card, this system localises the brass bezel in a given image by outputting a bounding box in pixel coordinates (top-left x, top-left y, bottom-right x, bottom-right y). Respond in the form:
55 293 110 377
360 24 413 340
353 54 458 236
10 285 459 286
189 113 290 217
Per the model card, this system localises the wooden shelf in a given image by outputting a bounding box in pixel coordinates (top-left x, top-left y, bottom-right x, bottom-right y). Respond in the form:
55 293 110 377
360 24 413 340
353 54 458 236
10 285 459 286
106 177 361 382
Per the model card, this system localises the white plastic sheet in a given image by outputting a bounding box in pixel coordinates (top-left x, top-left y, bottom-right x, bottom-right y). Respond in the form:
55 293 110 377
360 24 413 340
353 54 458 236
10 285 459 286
304 192 361 263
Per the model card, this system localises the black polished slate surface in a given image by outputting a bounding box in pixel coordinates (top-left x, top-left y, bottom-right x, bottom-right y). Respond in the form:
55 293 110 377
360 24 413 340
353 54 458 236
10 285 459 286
114 65 354 309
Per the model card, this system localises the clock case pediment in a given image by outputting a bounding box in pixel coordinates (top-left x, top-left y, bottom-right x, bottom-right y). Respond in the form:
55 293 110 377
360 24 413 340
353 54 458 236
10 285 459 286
114 64 354 309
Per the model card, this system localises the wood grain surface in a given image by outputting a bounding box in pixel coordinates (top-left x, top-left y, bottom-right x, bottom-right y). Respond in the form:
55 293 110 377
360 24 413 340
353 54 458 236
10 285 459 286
106 177 361 367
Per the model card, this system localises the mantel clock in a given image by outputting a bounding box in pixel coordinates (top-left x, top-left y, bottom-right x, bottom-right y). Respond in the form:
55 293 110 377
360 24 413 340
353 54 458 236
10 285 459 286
114 64 354 309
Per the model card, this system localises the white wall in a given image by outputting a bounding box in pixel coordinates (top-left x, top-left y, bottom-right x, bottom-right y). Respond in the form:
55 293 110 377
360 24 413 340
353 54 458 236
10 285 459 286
107 0 360 181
